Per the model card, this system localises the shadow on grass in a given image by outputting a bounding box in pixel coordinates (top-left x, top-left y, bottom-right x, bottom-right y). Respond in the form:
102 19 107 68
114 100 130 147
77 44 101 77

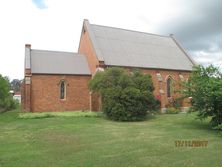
176 112 219 133
146 113 157 120
101 113 157 123
185 120 211 130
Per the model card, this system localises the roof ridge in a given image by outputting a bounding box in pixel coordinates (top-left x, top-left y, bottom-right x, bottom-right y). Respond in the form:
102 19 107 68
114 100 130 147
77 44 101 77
31 49 81 55
91 23 170 38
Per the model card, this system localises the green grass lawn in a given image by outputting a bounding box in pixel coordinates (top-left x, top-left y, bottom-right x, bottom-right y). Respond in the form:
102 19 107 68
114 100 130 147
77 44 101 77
1 110 222 167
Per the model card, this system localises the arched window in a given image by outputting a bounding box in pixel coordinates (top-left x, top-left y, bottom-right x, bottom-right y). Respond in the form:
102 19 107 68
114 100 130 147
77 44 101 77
167 77 172 97
60 81 66 100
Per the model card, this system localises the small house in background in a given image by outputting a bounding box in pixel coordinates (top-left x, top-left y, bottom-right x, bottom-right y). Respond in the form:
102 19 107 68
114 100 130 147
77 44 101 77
13 92 21 103
22 19 195 112
9 90 21 103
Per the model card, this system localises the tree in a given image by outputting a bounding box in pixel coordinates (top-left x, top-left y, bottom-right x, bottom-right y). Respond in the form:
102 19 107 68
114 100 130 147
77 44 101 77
10 79 22 93
183 65 222 129
0 75 18 112
89 67 160 121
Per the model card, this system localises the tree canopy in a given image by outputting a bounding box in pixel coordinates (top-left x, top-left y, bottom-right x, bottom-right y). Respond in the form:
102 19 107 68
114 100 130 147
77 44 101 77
10 79 22 93
0 75 18 112
183 65 222 129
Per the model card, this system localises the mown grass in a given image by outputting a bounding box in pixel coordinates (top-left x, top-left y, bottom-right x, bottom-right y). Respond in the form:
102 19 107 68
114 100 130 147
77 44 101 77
0 109 222 167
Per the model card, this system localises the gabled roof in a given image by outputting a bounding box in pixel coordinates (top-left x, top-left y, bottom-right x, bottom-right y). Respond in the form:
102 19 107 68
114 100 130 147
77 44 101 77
30 49 91 75
83 20 195 71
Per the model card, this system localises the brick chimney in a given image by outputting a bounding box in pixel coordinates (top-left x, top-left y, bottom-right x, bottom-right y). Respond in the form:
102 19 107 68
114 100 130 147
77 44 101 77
25 44 31 48
22 44 32 112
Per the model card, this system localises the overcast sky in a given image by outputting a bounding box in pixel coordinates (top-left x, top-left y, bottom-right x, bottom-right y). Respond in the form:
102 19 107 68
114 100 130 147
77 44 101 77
0 0 221 79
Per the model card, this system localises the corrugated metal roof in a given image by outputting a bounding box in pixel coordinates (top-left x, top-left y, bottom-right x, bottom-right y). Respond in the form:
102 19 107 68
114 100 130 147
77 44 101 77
87 22 195 71
31 50 91 75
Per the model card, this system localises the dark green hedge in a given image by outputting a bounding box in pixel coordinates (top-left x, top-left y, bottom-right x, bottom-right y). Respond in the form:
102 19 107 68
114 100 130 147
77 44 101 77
89 68 160 121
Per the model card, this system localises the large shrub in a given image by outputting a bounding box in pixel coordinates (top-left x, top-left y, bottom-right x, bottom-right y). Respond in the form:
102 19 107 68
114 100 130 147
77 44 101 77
183 65 222 129
89 68 160 121
0 75 18 112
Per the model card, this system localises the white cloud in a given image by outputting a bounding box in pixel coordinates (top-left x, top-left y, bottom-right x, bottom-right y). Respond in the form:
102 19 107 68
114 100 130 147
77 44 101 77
192 50 222 67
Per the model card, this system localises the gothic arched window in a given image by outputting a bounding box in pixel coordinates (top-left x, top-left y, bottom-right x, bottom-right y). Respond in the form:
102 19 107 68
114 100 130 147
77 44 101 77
167 77 172 97
60 81 66 100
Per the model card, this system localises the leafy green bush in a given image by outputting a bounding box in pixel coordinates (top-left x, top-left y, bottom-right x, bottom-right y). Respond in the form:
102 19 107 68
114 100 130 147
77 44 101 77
213 124 222 130
89 67 158 121
151 98 161 111
0 75 18 112
182 65 222 129
166 107 180 114
187 107 196 113
19 111 102 119
166 96 182 109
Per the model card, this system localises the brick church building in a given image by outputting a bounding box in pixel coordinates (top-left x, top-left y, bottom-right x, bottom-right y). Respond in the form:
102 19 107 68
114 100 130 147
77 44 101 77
22 19 195 112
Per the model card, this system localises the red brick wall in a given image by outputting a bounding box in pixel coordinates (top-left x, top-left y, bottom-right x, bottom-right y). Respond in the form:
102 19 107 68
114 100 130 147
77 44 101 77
30 74 91 112
78 30 103 111
78 30 99 74
141 68 191 108
21 83 25 111
91 92 101 111
24 83 31 111
22 69 32 112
